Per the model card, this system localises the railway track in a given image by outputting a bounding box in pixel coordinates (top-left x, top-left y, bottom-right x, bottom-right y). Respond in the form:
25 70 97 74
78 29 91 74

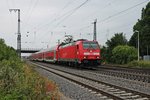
30 61 150 100
95 66 150 83
100 65 150 75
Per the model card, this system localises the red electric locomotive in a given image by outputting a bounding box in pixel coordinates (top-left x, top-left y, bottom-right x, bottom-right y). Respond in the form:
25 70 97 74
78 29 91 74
58 39 101 66
30 39 101 67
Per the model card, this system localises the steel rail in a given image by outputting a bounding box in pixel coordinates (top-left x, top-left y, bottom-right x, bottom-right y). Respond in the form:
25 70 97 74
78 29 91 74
29 61 150 100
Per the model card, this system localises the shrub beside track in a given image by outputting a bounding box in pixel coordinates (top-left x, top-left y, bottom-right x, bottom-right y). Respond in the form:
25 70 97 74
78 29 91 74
0 38 59 99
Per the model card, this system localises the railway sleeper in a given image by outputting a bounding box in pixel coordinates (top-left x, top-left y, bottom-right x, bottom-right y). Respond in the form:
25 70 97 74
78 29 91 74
135 97 150 100
120 93 132 96
121 95 141 99
113 91 126 94
108 89 120 92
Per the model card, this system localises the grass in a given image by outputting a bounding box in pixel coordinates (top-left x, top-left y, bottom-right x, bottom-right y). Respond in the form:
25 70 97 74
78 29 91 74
103 60 150 69
23 63 60 100
128 60 150 68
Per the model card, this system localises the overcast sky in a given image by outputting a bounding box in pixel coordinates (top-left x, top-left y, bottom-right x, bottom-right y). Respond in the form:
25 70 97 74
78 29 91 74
0 0 149 54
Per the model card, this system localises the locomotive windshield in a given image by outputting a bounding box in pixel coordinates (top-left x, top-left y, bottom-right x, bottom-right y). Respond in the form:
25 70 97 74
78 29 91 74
83 42 99 49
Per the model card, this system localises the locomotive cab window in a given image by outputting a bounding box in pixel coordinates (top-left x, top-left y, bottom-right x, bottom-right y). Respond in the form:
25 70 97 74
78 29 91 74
83 42 99 49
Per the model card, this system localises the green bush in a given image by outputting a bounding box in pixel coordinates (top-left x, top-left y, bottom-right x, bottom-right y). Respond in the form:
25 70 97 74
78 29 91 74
0 59 24 99
112 45 138 64
128 60 150 68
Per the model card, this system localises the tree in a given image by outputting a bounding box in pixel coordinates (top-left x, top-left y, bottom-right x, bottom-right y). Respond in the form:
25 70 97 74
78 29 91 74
104 33 127 63
112 45 138 64
129 2 150 56
100 46 107 63
106 33 127 50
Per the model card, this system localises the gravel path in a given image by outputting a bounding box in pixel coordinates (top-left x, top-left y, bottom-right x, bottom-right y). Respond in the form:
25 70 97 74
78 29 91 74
34 66 107 100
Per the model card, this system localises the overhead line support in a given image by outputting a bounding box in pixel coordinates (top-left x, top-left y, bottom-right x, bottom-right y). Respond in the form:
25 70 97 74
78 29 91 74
9 9 21 58
93 19 97 41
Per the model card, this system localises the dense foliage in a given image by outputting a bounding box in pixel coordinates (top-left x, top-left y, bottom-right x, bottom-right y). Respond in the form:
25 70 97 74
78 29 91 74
112 45 138 64
129 2 150 56
106 33 128 50
101 33 128 63
0 38 59 99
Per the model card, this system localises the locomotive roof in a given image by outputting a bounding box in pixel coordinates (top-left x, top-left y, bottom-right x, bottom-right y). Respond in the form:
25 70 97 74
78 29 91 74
76 39 88 41
75 39 98 43
59 39 98 48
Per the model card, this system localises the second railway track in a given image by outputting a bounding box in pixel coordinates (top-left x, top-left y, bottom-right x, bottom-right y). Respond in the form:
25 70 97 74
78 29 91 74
94 66 150 83
100 65 150 75
29 61 150 100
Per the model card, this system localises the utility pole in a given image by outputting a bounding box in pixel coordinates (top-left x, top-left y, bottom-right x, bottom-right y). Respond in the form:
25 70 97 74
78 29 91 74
93 19 97 41
9 9 21 58
135 31 140 61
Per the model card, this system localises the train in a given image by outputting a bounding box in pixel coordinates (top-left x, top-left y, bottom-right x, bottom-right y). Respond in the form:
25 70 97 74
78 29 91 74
29 39 101 67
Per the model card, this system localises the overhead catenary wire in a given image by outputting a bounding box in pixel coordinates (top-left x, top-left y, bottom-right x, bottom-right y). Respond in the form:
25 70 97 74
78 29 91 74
27 0 115 34
24 0 40 25
81 0 118 23
100 22 134 35
21 0 81 47
25 0 78 34
13 0 149 49
21 0 75 46
31 0 88 32
23 0 34 21
38 0 90 46
53 0 90 30
74 0 119 31
62 0 78 11
76 0 149 31
97 0 149 23
47 0 90 33
25 0 117 34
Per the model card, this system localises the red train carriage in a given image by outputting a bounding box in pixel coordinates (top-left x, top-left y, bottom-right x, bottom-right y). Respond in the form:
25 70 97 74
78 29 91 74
30 50 44 61
30 39 101 67
43 46 59 63
31 46 59 62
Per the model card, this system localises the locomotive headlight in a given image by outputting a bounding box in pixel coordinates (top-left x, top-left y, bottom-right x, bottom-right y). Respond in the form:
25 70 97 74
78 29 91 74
93 53 99 55
84 56 88 59
84 52 90 55
97 56 99 58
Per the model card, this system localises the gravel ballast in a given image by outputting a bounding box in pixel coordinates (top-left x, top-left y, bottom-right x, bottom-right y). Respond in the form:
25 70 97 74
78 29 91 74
34 66 106 100
36 62 150 95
